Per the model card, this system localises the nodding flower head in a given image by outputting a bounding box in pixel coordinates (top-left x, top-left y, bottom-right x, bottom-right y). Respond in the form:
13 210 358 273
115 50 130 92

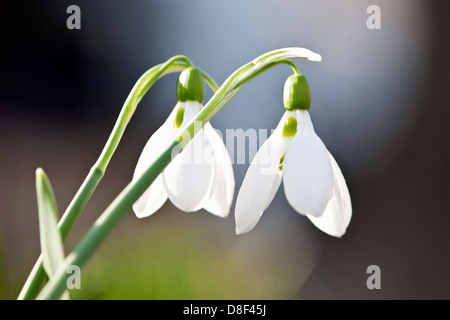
235 74 352 237
132 67 235 218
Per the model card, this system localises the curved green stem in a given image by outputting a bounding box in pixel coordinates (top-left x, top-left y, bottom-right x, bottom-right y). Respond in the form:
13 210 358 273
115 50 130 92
200 70 219 92
18 56 217 300
235 59 301 88
36 47 321 300
171 55 193 68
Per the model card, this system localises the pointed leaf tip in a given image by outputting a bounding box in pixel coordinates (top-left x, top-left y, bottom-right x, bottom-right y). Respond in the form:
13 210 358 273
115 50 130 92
35 168 68 299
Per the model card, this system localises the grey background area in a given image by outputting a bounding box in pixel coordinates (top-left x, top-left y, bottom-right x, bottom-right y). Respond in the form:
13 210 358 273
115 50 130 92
0 0 449 299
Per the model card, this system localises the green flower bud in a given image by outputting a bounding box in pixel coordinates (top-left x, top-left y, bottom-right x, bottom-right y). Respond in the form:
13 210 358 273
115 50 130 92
283 74 311 111
177 67 204 103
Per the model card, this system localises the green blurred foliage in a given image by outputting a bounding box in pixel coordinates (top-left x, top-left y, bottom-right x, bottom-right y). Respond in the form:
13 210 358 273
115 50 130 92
0 233 5 300
70 219 294 299
3 210 310 300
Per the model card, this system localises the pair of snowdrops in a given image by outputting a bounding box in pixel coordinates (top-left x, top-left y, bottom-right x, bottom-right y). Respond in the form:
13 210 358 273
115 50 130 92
132 67 351 237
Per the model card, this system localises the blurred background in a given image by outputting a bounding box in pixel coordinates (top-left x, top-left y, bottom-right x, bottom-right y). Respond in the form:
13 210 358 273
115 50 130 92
0 0 449 299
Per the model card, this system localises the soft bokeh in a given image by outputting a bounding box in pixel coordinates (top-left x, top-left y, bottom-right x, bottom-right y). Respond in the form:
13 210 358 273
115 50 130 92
0 0 449 299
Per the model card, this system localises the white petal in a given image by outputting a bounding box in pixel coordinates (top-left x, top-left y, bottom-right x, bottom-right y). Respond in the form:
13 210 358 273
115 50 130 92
132 103 182 218
133 178 167 218
283 111 334 217
308 152 352 237
177 101 202 131
235 114 290 235
202 122 235 218
163 129 215 212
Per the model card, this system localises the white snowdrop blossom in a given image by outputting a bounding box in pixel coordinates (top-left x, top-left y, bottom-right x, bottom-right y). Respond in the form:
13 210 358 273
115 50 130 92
132 68 234 218
235 74 352 237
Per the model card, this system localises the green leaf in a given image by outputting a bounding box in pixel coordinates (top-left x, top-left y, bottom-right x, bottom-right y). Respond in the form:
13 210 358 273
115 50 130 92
35 168 69 300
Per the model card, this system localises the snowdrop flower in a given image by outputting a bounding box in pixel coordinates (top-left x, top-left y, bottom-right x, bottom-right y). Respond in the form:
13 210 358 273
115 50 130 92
133 67 234 218
235 74 351 237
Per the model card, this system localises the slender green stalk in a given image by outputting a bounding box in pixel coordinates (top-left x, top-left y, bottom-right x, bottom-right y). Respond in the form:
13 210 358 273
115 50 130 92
235 59 300 88
18 56 217 300
36 48 321 300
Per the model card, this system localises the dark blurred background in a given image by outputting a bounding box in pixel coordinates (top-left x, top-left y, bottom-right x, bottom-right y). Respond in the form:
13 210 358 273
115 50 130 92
0 0 449 299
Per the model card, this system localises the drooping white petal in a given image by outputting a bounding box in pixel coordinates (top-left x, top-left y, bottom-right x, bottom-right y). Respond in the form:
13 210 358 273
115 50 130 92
283 111 334 218
133 179 167 218
203 122 235 218
162 101 215 212
307 152 352 237
132 103 182 218
235 113 292 234
234 139 282 235
163 129 215 212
